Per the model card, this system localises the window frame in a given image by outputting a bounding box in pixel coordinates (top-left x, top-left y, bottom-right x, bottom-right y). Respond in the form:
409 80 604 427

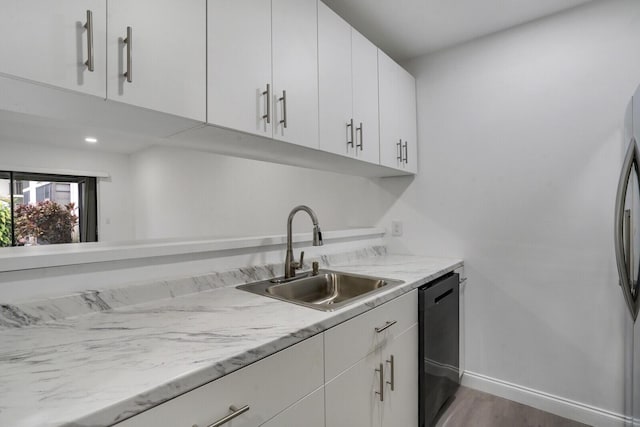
0 171 98 247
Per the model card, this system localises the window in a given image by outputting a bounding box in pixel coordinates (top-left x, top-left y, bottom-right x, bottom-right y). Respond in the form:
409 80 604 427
0 171 98 247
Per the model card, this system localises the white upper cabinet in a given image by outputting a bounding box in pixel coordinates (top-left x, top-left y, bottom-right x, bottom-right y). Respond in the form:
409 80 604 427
107 0 206 121
208 0 272 137
0 0 107 98
272 0 319 148
318 4 380 165
399 65 418 173
318 2 353 157
379 49 417 173
352 29 380 165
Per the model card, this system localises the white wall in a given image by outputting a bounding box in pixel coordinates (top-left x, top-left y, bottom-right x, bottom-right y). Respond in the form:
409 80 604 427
380 0 640 421
130 146 395 239
0 140 134 242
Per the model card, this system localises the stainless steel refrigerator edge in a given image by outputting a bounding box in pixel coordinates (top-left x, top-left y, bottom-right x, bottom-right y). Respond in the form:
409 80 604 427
617 86 640 427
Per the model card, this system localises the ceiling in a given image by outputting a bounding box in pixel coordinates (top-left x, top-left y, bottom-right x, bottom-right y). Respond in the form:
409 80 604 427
322 0 593 61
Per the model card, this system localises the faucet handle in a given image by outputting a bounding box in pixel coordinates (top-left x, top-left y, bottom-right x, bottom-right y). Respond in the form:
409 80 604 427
291 251 305 270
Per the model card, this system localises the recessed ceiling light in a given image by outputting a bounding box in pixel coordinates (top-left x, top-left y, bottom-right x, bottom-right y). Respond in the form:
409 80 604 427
85 137 98 144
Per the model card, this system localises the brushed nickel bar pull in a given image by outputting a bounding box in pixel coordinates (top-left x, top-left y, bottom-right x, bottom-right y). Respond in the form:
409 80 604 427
84 10 94 72
262 83 271 124
201 404 250 427
397 140 403 162
375 363 384 401
356 122 363 151
123 26 132 83
403 141 408 164
279 90 287 128
375 320 397 333
386 355 395 391
347 118 354 148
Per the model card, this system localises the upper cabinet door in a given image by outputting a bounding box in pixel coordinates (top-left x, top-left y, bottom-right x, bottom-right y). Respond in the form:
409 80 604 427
208 0 272 137
378 50 402 170
318 2 353 157
378 49 417 172
399 67 417 173
107 0 206 121
272 0 319 148
0 0 106 98
352 30 380 165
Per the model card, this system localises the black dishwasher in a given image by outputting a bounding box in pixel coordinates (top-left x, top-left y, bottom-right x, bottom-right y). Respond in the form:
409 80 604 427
419 272 460 427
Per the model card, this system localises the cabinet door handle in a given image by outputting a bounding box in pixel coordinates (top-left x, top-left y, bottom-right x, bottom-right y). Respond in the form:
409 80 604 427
386 355 395 391
279 90 287 128
403 141 408 164
262 83 271 124
375 320 397 333
397 139 403 162
356 122 363 151
375 363 384 401
347 118 354 148
198 404 250 427
123 26 133 83
84 10 94 72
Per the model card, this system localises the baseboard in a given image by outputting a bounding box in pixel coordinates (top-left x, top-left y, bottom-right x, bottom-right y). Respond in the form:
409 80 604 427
461 371 631 427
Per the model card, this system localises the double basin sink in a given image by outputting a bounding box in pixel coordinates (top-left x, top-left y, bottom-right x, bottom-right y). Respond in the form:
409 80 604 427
237 270 404 311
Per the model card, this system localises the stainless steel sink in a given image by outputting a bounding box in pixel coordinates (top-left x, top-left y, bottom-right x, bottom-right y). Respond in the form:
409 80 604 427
237 270 404 311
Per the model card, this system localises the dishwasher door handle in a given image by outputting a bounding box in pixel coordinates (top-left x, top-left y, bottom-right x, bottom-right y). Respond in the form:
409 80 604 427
434 288 454 304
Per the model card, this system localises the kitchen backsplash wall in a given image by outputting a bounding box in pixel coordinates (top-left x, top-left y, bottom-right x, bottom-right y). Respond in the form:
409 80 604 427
130 145 399 240
380 0 640 420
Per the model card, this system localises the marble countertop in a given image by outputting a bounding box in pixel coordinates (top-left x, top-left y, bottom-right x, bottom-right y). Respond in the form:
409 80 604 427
0 249 462 427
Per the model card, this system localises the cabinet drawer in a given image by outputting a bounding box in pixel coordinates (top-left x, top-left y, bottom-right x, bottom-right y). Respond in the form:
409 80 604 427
115 334 323 427
261 386 324 427
325 289 417 380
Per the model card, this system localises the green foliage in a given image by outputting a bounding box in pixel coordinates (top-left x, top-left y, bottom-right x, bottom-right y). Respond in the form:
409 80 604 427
0 199 11 247
15 200 78 245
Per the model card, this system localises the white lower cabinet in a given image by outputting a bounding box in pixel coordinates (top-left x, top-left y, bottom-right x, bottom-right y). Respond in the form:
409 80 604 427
324 290 418 427
325 325 418 427
326 349 384 427
114 334 323 427
382 324 419 427
261 387 325 427
116 291 421 427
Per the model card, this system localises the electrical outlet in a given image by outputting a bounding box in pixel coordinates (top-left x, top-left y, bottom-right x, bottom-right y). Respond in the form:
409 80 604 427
391 221 403 237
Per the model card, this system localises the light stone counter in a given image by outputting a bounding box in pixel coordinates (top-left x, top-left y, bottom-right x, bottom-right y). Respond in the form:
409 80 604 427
0 248 462 427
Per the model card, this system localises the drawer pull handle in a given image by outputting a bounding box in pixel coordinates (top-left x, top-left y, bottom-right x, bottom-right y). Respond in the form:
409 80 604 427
375 320 397 333
200 404 250 427
386 354 395 391
375 363 384 401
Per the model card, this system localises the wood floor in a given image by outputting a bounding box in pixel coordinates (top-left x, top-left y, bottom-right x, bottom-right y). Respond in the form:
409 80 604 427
434 386 591 427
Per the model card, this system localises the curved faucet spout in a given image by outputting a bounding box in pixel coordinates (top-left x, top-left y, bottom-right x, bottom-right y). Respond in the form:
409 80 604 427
285 205 323 279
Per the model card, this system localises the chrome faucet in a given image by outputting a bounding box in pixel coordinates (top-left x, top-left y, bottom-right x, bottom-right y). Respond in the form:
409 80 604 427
285 205 323 279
